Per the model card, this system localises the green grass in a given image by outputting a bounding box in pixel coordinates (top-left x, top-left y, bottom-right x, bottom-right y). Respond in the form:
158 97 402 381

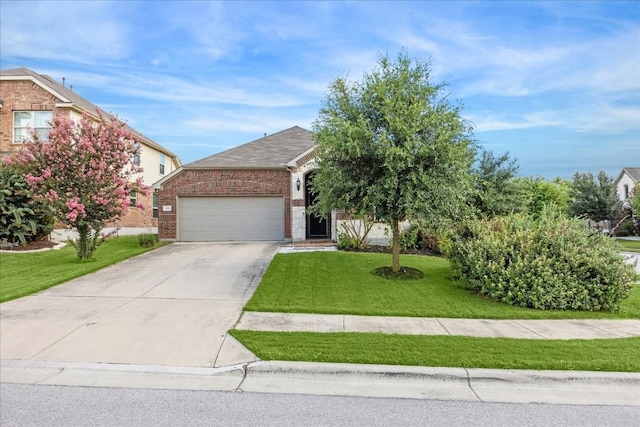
230 330 640 372
0 236 168 303
616 238 640 253
244 252 640 319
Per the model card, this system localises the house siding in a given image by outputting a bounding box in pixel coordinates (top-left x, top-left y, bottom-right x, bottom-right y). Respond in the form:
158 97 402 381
158 169 291 240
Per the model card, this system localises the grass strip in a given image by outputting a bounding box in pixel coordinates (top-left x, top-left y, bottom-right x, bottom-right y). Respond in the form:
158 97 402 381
244 252 640 319
0 236 168 303
616 239 640 253
230 330 640 372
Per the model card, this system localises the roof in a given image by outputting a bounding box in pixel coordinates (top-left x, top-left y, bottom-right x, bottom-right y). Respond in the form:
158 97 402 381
184 126 316 169
0 67 179 162
616 167 640 184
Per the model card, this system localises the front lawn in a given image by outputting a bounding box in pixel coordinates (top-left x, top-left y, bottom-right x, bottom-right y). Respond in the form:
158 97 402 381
244 252 640 319
0 236 168 303
230 331 640 372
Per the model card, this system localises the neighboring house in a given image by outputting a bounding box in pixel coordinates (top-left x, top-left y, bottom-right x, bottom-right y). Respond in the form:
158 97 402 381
0 67 180 230
154 126 337 242
615 167 640 204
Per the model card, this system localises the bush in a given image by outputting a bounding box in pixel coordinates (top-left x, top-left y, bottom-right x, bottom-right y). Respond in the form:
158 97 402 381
449 208 637 312
138 233 158 247
400 221 452 256
0 164 54 243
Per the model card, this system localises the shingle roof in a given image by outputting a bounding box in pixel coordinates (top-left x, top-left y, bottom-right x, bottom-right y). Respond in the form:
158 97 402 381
0 67 179 161
621 167 640 183
184 126 316 169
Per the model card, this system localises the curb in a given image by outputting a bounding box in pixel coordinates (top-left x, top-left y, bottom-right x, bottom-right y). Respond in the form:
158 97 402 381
2 359 639 406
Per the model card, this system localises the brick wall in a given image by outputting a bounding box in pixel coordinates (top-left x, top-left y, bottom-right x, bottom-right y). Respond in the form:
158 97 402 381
0 80 71 154
158 168 291 240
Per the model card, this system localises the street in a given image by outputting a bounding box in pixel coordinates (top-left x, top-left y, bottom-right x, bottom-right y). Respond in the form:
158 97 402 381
1 383 638 427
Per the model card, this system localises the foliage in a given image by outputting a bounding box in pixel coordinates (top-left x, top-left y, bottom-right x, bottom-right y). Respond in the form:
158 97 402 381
0 163 54 243
449 207 637 312
471 150 524 217
11 111 149 259
138 233 158 247
311 51 476 272
337 214 373 250
568 171 621 225
517 176 570 217
399 219 452 255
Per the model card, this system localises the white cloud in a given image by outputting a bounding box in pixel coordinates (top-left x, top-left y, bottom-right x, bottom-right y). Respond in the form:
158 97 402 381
0 1 131 63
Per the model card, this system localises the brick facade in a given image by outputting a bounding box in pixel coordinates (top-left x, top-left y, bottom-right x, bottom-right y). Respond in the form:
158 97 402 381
0 80 71 154
158 169 291 240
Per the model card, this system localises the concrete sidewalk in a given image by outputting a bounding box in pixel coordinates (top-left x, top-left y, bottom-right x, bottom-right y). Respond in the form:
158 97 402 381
235 312 640 339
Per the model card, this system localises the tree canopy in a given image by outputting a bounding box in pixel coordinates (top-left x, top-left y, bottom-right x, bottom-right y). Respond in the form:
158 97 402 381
311 51 476 272
568 171 620 225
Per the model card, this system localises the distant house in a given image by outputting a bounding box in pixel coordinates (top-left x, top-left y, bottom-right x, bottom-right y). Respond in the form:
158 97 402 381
0 67 181 230
615 167 640 204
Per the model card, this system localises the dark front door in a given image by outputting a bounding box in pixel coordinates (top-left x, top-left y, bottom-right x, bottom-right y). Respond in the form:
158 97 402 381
305 172 330 239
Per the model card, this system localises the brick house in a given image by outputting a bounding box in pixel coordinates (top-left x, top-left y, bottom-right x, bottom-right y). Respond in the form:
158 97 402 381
154 126 336 242
0 67 181 230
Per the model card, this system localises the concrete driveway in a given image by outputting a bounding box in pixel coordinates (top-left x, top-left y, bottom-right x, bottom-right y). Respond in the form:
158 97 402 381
0 242 279 368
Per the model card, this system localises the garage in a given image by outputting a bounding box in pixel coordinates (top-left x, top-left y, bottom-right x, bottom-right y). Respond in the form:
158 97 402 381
178 196 285 241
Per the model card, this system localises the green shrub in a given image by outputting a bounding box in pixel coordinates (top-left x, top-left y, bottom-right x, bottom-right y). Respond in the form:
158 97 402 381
450 208 637 312
400 221 452 256
137 233 158 247
0 164 54 243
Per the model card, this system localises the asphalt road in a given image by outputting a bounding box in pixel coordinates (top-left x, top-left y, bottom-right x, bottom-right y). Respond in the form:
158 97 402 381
2 383 638 427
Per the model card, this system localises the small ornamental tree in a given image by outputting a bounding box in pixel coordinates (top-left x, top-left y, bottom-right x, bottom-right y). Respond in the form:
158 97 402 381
14 111 149 259
312 51 476 274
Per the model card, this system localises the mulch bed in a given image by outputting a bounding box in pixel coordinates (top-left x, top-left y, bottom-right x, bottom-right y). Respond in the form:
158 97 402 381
2 239 58 251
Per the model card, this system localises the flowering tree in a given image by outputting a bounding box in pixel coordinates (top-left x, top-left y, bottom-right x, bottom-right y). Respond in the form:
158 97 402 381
13 111 149 259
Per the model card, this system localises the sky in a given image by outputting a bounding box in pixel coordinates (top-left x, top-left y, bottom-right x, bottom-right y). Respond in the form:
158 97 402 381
1 0 638 179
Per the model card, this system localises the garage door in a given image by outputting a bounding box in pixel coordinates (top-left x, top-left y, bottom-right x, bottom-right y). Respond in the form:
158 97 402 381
178 196 284 241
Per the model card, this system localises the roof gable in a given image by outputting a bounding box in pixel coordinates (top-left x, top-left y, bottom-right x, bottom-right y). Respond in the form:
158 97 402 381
185 126 316 169
616 167 640 184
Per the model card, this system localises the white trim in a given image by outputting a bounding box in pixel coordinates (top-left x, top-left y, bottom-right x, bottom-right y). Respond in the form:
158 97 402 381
287 145 317 168
0 75 71 103
152 167 183 189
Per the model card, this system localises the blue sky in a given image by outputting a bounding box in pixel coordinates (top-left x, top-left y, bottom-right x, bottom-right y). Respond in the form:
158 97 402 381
1 0 638 179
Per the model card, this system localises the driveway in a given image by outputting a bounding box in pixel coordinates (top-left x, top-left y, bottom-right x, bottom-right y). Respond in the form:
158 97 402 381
0 243 279 368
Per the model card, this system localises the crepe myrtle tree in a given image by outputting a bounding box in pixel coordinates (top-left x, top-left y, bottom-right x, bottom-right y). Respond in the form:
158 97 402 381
311 51 476 273
13 111 149 259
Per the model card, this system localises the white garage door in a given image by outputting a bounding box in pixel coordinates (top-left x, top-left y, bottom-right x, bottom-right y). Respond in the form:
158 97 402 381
178 196 284 241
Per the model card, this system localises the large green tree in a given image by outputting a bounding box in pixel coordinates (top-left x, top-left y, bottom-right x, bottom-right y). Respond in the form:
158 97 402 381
311 51 476 272
471 150 524 217
568 171 621 226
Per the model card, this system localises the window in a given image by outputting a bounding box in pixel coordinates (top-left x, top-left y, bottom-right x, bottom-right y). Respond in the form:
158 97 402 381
153 192 159 218
624 184 630 200
129 191 137 207
13 111 52 143
159 153 165 175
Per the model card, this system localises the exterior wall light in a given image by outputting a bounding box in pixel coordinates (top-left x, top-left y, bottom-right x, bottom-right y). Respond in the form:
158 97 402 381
296 177 301 191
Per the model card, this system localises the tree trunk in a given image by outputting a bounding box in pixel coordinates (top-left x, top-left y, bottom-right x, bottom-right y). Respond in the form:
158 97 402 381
392 219 400 273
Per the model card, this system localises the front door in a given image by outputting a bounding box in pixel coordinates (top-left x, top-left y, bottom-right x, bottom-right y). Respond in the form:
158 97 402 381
305 172 330 239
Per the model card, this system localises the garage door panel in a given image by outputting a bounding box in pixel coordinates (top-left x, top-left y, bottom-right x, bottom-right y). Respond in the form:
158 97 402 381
179 197 284 241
